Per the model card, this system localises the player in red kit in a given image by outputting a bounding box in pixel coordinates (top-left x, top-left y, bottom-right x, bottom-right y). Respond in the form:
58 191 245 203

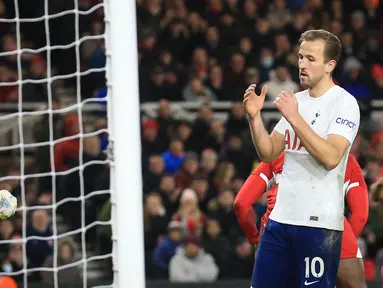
234 153 369 288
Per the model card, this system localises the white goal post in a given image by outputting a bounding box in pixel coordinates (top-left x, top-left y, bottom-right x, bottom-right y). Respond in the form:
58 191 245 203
105 0 145 287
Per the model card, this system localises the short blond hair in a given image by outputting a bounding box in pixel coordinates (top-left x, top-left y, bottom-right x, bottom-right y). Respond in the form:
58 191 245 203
299 29 342 64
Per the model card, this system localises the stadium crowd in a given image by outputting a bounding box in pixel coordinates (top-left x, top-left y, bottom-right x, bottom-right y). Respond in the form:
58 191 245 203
136 0 383 283
0 0 381 286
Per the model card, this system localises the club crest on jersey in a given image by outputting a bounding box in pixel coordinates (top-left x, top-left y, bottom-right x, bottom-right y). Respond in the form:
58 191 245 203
311 111 321 125
335 117 356 130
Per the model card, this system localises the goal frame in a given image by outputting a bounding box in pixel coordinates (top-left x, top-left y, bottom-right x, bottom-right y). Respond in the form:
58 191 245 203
105 0 145 287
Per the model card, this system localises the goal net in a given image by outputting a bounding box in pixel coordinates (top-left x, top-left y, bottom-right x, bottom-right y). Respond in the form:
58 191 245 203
0 0 143 287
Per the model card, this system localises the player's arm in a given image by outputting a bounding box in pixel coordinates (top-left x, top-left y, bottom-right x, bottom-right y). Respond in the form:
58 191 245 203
248 113 285 162
234 162 273 244
345 157 369 236
289 117 351 170
276 92 360 170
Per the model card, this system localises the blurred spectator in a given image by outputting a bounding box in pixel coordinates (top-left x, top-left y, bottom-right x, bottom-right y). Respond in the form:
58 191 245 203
174 152 200 190
176 121 193 151
371 64 383 99
0 65 17 102
157 175 180 215
213 162 236 191
204 27 222 64
189 48 209 80
366 177 383 277
341 57 370 101
172 188 206 236
207 65 225 100
141 66 174 102
257 47 275 83
267 0 292 30
262 63 299 101
244 68 261 91
189 104 213 153
221 134 253 179
53 114 80 172
23 55 48 102
223 53 246 98
60 136 107 245
156 99 175 145
238 37 256 67
190 176 212 212
152 220 184 279
207 189 238 239
0 220 13 256
364 156 381 187
1 233 23 282
162 139 185 174
142 118 168 157
34 99 64 191
26 210 53 280
143 155 165 194
203 119 226 153
199 149 218 181
182 75 217 102
227 237 254 278
201 218 231 278
225 102 248 136
274 33 291 63
42 239 82 286
144 192 168 254
169 235 219 283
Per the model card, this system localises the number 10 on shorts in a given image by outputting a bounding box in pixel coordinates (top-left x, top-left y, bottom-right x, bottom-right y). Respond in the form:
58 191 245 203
304 257 324 278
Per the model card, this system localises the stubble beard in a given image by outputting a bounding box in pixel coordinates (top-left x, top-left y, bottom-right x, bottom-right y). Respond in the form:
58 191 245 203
300 74 324 90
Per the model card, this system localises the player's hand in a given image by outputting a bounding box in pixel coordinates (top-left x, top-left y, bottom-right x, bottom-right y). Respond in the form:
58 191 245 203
243 84 268 119
274 90 299 123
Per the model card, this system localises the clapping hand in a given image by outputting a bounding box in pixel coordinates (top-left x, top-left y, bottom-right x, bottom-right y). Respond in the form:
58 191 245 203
243 84 268 119
273 90 299 123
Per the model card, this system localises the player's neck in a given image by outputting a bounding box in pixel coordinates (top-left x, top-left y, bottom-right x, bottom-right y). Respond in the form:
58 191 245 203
308 79 336 98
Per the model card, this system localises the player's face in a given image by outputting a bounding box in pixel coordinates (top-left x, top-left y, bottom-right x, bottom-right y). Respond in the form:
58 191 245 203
298 40 328 89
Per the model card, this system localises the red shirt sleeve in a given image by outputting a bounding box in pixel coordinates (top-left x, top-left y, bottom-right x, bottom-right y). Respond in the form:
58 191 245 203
345 155 369 237
234 162 272 244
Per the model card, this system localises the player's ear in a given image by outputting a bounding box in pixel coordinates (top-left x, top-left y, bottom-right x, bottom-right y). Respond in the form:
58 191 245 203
326 59 336 74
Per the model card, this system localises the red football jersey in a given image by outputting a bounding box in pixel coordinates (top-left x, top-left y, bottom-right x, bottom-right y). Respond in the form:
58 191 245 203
252 152 284 217
234 153 284 244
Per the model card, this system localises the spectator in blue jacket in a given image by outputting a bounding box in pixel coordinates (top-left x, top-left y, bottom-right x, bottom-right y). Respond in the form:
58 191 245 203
26 210 53 281
162 139 185 174
152 221 184 279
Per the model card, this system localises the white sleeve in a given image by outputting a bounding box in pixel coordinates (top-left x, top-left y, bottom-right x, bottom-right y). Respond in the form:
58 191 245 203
273 116 290 136
327 97 360 144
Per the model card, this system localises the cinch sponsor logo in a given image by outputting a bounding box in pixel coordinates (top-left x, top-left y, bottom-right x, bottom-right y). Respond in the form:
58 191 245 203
335 117 356 129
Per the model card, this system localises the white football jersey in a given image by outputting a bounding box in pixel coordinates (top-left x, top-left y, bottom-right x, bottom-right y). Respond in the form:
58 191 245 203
269 85 360 231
